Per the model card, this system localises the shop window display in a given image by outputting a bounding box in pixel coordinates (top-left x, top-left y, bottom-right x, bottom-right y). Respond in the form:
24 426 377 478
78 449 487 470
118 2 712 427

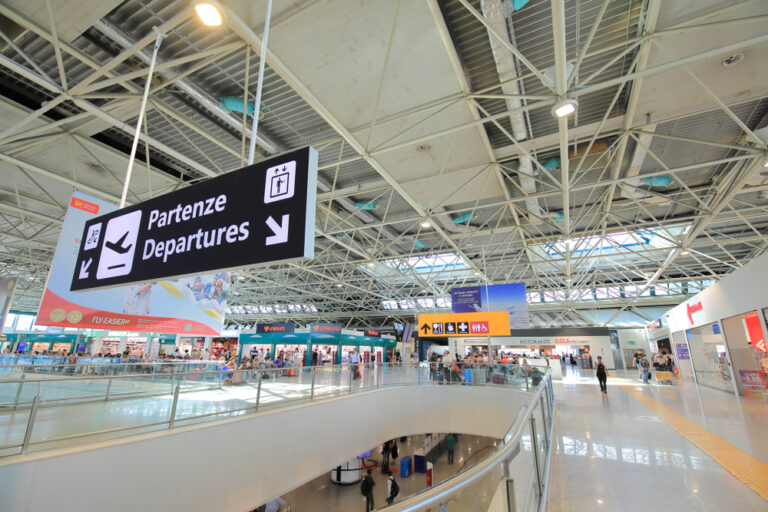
721 311 768 398
686 322 734 394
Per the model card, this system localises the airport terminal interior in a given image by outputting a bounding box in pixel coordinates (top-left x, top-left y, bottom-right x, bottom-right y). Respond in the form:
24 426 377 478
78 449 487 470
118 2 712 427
0 0 767 511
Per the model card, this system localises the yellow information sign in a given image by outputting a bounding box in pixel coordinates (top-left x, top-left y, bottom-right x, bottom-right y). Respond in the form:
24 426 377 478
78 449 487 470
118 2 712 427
417 311 510 337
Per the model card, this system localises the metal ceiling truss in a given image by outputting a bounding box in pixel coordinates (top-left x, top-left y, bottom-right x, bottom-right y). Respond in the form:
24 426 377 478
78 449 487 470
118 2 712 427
0 0 766 331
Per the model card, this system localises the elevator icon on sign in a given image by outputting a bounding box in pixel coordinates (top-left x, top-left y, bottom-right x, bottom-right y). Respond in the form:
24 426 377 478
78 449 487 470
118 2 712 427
264 161 296 204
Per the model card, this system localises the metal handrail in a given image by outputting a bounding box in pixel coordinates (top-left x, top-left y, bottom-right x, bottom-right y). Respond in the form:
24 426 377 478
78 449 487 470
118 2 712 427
0 362 397 385
382 370 554 511
0 363 542 458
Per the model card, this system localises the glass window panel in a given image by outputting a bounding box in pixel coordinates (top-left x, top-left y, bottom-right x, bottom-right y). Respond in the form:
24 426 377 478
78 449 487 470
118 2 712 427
3 312 16 330
15 314 34 331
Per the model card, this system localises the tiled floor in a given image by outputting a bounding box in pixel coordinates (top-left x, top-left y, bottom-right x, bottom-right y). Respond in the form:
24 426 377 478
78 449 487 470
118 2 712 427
280 434 498 511
547 367 768 511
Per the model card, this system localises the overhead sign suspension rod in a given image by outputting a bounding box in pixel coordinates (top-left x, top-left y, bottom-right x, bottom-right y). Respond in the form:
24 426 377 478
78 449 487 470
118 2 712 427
247 0 273 165
120 28 164 208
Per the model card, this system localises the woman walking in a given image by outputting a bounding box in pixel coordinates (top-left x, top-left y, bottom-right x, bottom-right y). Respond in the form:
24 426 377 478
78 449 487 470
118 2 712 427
596 356 607 393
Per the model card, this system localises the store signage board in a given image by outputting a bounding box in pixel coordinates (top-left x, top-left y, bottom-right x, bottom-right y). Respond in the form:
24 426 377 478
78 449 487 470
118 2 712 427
364 329 381 338
417 311 510 337
675 343 690 360
744 311 767 352
686 301 703 324
71 147 318 291
310 323 342 334
256 322 295 334
739 370 766 390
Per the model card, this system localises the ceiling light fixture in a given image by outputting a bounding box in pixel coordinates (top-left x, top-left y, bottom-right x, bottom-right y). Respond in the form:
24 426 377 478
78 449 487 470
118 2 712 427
551 98 578 118
194 2 223 26
681 250 690 256
336 283 343 288
367 262 375 268
421 220 431 229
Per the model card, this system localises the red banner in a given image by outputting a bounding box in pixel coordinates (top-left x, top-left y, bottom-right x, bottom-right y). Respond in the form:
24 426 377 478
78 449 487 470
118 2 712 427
69 196 99 214
745 311 767 352
37 289 218 335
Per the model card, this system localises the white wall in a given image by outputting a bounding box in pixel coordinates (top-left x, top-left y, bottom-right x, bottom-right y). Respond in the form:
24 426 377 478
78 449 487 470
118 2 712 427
617 328 650 354
0 386 527 512
666 251 768 333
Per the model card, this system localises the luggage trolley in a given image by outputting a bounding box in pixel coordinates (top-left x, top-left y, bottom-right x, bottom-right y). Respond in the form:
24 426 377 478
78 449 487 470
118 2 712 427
653 368 675 385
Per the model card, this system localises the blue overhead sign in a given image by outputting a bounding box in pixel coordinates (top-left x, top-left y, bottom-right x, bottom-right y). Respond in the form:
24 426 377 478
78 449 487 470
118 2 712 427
256 322 294 334
451 283 529 328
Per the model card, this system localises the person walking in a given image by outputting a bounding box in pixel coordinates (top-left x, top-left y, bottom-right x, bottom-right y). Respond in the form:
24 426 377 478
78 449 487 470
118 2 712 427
349 348 361 379
361 469 375 511
446 433 455 464
386 471 399 505
632 350 644 373
639 354 651 383
595 356 607 393
381 440 392 474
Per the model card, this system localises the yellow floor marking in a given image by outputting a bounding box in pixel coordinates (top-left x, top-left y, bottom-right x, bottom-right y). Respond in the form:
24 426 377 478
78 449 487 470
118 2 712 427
622 386 768 501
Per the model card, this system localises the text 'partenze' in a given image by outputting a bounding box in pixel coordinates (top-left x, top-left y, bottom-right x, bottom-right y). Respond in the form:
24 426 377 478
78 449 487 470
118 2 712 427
142 194 249 262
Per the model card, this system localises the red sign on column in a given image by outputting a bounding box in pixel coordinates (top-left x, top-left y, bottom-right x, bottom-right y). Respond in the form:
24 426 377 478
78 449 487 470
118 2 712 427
745 311 767 352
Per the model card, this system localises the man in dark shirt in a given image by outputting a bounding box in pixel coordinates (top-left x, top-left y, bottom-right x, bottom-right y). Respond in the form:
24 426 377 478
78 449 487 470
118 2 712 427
361 469 375 511
596 356 607 393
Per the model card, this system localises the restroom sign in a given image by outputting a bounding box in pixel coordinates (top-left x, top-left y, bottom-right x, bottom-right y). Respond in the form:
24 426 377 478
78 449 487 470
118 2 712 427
417 311 510 337
71 147 318 291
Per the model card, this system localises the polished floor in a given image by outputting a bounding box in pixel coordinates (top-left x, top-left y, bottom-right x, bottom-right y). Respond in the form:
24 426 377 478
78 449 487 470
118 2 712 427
280 434 497 511
547 367 768 511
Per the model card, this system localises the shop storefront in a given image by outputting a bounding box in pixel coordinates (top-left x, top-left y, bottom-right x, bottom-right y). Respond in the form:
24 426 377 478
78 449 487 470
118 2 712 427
12 334 81 354
665 251 768 397
156 337 177 357
274 343 305 365
313 344 336 364
178 336 205 354
211 337 238 358
237 330 396 366
87 332 153 357
491 328 616 368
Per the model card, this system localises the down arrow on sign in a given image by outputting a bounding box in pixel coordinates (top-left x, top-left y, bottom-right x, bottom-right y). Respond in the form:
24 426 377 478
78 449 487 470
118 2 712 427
266 215 289 246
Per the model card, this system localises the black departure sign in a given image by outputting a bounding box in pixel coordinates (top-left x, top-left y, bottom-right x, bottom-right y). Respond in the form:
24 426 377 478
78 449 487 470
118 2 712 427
71 147 317 291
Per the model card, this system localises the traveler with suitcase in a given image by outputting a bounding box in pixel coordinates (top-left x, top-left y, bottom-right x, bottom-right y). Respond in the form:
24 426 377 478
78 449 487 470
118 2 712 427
349 348 361 380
